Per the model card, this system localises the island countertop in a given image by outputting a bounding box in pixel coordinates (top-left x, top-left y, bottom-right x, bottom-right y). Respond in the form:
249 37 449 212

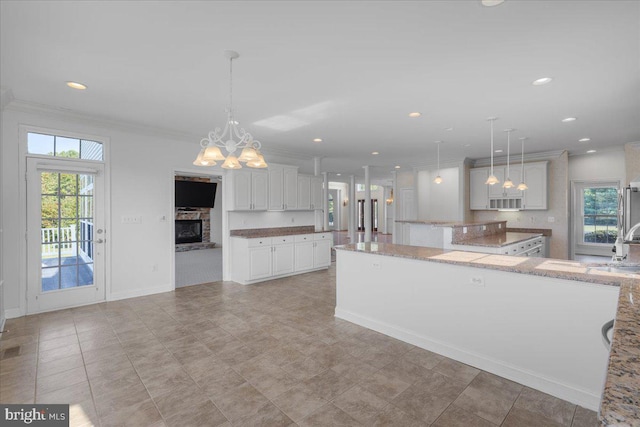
395 219 506 227
453 231 543 248
334 242 640 427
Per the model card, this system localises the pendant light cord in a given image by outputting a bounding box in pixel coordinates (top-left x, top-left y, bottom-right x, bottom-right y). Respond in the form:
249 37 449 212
506 130 510 177
521 138 525 182
490 120 494 174
229 57 234 116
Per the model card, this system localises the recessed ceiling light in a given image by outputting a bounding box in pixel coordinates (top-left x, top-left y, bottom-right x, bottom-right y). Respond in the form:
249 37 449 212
312 138 322 142
495 149 503 153
532 77 553 86
578 138 591 142
586 150 597 153
371 151 379 155
408 112 421 118
445 127 454 131
336 173 341 176
481 0 505 6
464 144 471 147
66 81 87 90
561 117 577 122
395 165 401 169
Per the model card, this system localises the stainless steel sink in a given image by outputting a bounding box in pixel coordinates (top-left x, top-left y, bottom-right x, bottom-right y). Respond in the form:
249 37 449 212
588 264 640 275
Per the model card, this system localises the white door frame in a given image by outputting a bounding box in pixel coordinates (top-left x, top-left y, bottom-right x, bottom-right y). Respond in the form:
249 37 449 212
570 179 621 259
26 157 106 313
328 189 340 230
18 125 110 317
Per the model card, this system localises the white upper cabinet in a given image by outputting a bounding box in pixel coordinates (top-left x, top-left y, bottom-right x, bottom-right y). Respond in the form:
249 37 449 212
268 164 298 211
470 161 548 211
470 168 489 210
523 162 548 210
297 175 311 210
226 169 268 211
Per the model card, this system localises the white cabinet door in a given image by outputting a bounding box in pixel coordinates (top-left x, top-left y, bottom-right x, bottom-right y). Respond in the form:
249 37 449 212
470 168 489 210
487 167 506 198
249 246 272 280
505 165 522 198
295 241 314 271
251 171 268 211
311 176 323 210
283 167 298 210
523 162 548 209
268 166 284 210
313 239 332 268
297 175 311 210
273 244 294 276
232 170 252 210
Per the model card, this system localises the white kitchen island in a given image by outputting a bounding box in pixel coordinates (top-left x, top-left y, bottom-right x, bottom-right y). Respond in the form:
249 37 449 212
335 243 627 417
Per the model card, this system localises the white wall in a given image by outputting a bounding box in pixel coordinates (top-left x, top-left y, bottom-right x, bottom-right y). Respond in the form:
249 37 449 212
228 211 315 230
417 166 461 221
568 148 626 183
1 105 231 315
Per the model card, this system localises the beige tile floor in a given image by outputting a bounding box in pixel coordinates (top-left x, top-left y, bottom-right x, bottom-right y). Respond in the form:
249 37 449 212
1 264 599 427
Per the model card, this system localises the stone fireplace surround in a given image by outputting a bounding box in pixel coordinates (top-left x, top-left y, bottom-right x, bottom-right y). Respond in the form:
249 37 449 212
175 176 216 252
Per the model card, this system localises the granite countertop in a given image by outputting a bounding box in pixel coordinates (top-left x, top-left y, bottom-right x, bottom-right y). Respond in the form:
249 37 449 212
334 242 639 426
395 220 506 227
230 226 329 238
453 231 543 248
506 227 553 237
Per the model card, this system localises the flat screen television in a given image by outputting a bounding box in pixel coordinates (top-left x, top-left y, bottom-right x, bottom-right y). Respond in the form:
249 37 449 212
175 181 217 208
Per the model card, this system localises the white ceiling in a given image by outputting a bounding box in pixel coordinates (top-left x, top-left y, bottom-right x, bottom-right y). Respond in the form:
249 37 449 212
1 0 639 180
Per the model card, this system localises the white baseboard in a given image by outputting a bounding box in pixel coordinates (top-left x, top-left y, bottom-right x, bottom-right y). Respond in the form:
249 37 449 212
108 283 173 301
5 307 24 319
335 307 601 411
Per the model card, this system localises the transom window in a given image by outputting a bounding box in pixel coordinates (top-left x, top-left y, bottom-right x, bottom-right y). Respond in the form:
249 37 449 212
28 132 103 161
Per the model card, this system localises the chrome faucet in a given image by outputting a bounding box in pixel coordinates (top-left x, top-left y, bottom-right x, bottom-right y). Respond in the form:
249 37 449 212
625 221 640 243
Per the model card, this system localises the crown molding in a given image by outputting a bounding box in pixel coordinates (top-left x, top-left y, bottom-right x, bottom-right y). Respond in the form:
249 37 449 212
0 87 14 111
5 98 203 142
472 150 566 167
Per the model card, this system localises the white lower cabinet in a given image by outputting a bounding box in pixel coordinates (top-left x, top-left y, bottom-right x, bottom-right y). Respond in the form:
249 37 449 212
231 232 333 284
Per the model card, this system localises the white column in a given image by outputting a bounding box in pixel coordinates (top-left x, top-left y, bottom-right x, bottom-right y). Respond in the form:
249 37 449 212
314 157 321 176
364 165 372 242
349 175 356 243
391 171 398 244
322 172 329 231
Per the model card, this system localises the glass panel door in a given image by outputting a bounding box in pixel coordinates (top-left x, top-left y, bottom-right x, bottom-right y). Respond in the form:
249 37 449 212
27 158 105 313
573 181 620 258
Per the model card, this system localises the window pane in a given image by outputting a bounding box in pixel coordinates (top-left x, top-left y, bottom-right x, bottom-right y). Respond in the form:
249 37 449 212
80 140 104 161
60 196 78 219
41 172 59 195
28 133 54 155
55 136 80 158
59 265 79 289
59 174 78 195
78 263 94 286
41 195 59 219
42 266 60 291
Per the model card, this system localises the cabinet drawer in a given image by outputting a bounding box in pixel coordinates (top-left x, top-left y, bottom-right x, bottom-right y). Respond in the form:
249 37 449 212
272 235 294 245
314 233 333 242
248 237 273 247
295 234 314 243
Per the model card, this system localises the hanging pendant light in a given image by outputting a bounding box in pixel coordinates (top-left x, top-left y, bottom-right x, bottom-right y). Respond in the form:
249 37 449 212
517 137 528 191
502 129 515 189
485 117 500 185
195 50 267 169
433 141 443 184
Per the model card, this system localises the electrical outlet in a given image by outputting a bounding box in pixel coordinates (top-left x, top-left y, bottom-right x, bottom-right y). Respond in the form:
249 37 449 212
470 276 485 286
372 262 381 269
547 216 555 223
482 225 487 231
498 223 502 229
291 217 295 223
152 264 158 272
529 216 535 223
159 215 167 222
463 227 468 234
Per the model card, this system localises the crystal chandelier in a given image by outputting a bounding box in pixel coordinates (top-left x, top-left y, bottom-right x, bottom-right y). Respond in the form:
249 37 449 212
502 128 515 189
193 50 267 169
485 117 500 185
